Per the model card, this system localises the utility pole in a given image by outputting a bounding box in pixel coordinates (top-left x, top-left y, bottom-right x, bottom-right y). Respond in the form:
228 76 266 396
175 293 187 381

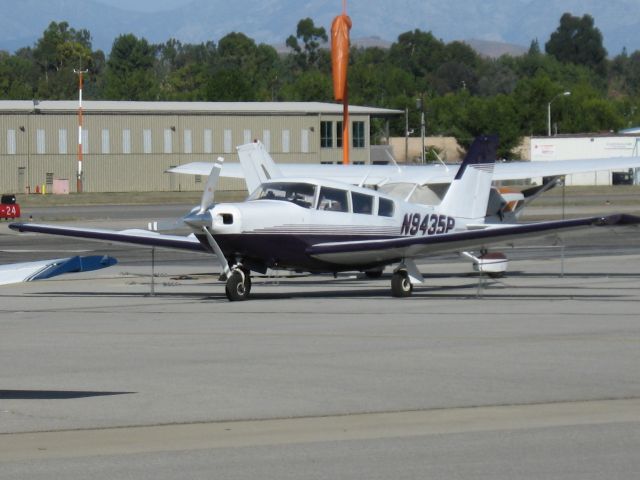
74 68 88 193
417 94 426 163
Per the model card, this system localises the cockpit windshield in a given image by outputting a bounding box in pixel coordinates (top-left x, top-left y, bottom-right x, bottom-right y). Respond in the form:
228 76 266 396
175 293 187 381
249 182 317 209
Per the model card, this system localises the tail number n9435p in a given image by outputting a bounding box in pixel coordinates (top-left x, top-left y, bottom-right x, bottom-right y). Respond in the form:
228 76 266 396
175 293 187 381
401 213 455 236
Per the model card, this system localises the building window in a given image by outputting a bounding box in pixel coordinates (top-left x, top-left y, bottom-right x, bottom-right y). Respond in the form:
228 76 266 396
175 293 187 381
301 129 309 153
262 130 271 151
243 129 251 145
336 121 343 148
36 129 45 154
122 129 131 154
101 129 110 154
320 121 333 148
352 121 365 148
46 172 54 185
144 129 153 154
204 129 213 154
7 129 16 155
224 129 232 153
282 129 290 153
184 129 192 154
58 129 67 154
163 129 172 154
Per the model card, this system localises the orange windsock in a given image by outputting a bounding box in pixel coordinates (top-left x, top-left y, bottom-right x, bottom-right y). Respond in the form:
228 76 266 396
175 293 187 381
331 13 352 102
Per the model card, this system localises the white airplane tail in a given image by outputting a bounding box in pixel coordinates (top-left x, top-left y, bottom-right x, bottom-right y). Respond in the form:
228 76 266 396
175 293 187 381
438 135 498 222
237 141 283 194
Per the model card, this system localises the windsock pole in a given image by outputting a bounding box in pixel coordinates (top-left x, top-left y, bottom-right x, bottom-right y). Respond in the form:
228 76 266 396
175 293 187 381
331 1 352 165
74 68 88 193
342 85 349 165
341 0 349 166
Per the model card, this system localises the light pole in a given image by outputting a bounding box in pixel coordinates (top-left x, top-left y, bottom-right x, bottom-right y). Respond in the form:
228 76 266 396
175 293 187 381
416 94 425 163
547 91 571 137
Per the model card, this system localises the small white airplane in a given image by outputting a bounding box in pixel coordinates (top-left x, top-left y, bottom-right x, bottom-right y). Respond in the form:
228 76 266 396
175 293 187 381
9 136 640 300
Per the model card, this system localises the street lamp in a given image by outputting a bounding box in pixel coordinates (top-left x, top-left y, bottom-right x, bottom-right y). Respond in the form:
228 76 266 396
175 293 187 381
547 91 571 137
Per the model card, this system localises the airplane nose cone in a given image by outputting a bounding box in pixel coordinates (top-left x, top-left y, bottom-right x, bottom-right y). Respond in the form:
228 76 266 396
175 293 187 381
182 210 213 229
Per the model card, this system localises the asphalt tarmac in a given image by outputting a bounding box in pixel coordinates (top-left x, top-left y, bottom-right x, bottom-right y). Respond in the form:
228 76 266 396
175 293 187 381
1 204 639 479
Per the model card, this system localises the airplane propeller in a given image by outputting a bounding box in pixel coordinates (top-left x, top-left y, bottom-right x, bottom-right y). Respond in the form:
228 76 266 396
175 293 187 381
182 157 224 229
180 157 232 279
199 157 224 214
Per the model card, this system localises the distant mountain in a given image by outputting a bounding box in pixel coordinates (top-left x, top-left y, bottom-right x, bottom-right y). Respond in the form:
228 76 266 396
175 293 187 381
1 0 638 55
465 39 528 59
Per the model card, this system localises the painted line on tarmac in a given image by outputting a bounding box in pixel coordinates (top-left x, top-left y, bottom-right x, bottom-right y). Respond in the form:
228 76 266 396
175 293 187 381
1 398 639 462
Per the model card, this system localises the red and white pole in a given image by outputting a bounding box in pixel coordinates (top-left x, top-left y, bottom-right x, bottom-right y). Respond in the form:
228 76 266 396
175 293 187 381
74 69 88 193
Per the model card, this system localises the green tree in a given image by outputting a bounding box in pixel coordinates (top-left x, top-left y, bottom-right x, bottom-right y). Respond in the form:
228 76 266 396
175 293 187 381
286 18 328 70
389 30 446 85
0 51 38 98
545 13 607 74
210 33 282 101
280 69 332 101
31 21 96 99
103 34 158 100
512 73 560 135
558 83 623 133
156 40 217 100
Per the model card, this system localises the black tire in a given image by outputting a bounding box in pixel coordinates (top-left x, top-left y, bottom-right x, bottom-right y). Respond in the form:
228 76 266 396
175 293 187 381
225 271 250 301
364 268 384 279
391 271 413 297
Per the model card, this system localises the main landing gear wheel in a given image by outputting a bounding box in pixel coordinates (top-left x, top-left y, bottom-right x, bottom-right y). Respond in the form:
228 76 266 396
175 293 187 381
391 271 413 298
225 270 251 301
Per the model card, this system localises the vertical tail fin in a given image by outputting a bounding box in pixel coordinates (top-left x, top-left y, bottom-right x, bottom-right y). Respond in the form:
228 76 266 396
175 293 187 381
438 135 498 221
237 141 283 194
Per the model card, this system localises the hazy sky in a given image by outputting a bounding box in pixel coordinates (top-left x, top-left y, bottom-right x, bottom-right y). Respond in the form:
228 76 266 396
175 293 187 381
95 0 193 12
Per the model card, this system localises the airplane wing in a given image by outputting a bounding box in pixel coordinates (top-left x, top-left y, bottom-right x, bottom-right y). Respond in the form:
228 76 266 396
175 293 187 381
0 255 117 285
8 224 207 252
169 156 640 187
492 157 640 181
307 214 640 266
169 162 410 186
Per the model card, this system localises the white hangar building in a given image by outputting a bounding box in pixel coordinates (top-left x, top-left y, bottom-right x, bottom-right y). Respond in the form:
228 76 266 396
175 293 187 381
530 134 640 185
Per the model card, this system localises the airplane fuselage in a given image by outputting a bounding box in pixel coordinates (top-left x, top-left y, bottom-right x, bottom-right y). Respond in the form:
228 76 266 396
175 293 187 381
195 178 466 273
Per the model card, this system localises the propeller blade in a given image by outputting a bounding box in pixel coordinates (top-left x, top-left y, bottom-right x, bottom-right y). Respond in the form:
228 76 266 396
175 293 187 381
199 157 224 214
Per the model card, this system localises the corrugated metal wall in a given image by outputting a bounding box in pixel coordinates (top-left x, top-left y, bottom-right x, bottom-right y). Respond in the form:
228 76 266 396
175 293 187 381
0 111 372 193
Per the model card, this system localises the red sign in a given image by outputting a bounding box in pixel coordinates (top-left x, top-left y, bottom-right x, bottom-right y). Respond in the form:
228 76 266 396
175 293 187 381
0 203 20 219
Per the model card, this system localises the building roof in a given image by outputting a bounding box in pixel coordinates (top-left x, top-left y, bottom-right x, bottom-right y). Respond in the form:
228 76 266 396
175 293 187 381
532 133 640 139
620 127 640 134
0 100 402 117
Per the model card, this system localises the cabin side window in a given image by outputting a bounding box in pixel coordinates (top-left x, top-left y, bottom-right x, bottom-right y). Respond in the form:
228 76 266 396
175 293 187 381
318 187 349 213
351 192 374 215
378 197 395 217
250 182 316 209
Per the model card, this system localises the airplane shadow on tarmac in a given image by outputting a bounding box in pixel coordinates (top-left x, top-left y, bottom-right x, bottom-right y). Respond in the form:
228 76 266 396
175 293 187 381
0 390 134 400
11 271 638 302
